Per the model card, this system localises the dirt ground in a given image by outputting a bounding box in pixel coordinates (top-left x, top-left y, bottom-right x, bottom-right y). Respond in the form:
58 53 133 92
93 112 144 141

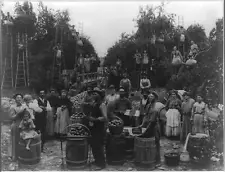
1 124 223 171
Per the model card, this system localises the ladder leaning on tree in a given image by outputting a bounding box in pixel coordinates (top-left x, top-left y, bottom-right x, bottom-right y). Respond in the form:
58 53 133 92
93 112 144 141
1 30 14 89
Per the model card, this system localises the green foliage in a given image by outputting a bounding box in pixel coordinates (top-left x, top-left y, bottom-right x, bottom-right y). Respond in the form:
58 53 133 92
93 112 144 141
1 1 98 90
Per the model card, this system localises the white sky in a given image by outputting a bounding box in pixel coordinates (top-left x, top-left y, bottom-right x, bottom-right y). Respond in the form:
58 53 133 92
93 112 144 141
2 1 224 57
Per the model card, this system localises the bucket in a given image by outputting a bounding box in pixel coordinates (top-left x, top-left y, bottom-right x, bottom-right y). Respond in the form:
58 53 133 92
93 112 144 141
164 152 180 166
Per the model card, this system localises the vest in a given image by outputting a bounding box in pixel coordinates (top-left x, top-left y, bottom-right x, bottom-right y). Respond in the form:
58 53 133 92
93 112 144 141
90 104 105 132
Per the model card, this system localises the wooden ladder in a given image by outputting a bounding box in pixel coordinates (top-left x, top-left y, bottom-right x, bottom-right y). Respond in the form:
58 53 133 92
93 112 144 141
1 33 14 89
1 58 13 89
15 50 27 88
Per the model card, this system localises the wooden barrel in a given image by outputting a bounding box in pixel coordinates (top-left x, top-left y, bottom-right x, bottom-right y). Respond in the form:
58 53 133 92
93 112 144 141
106 133 126 165
18 134 41 165
187 133 210 165
66 137 89 168
134 137 156 166
124 135 134 160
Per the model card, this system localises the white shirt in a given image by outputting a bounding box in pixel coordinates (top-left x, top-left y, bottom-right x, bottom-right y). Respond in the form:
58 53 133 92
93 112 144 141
24 101 43 120
140 79 151 89
35 98 52 112
106 94 120 104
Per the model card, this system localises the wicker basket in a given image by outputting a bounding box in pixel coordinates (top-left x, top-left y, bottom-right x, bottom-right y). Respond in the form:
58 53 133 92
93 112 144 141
108 116 124 135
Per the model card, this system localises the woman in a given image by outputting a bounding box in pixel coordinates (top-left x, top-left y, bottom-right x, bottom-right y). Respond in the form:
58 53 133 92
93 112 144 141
191 94 208 134
54 90 72 137
9 94 26 161
105 85 119 105
139 90 149 125
88 89 107 170
139 91 161 166
165 90 182 138
47 89 60 137
171 46 183 74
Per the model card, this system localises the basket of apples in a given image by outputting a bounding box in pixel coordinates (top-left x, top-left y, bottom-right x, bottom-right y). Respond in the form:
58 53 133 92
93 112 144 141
108 116 124 135
67 123 91 138
70 112 86 124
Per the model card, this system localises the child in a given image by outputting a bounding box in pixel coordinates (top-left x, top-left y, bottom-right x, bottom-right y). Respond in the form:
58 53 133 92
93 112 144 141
19 110 38 150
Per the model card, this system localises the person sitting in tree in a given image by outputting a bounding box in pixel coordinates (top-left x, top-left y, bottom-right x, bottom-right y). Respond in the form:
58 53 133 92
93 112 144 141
19 109 38 150
189 41 199 58
171 46 183 74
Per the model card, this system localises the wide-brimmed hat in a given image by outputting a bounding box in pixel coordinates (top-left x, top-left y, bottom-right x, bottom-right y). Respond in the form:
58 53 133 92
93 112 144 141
89 87 103 95
149 91 158 100
119 88 126 94
109 85 115 89
183 91 191 97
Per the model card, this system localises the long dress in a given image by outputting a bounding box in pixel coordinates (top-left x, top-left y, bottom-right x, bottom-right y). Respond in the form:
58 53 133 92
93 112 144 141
165 98 182 137
192 102 207 134
180 98 195 141
54 97 72 135
8 104 26 161
47 95 60 136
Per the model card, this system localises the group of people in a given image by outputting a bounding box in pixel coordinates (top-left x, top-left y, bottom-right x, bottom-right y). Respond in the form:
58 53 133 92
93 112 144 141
9 89 72 160
171 40 199 74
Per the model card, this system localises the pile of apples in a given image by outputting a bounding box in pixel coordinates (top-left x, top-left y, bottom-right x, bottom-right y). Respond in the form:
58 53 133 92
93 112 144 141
71 112 85 120
68 125 89 137
108 119 123 127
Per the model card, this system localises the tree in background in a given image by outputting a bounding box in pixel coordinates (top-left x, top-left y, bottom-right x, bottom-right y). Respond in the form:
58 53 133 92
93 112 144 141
1 1 98 91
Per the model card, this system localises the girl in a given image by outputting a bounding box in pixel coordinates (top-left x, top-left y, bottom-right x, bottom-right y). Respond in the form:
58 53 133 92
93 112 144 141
165 90 182 138
19 110 38 150
191 94 208 134
54 90 72 137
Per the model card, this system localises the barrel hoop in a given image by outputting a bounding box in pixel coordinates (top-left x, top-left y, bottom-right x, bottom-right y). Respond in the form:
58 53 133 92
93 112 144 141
18 156 40 162
66 159 87 164
19 141 41 146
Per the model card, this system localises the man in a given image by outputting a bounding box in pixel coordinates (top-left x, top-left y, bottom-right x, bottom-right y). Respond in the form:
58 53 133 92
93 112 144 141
180 92 195 142
36 90 52 152
113 88 132 126
120 73 131 98
139 91 161 166
140 73 151 94
105 85 119 105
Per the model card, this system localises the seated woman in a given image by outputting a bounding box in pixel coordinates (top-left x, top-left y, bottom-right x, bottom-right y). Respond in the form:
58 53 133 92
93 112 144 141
171 46 183 74
19 110 38 150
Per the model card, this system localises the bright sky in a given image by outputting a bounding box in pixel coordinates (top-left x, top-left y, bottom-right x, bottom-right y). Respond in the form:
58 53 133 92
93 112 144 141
2 1 224 57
